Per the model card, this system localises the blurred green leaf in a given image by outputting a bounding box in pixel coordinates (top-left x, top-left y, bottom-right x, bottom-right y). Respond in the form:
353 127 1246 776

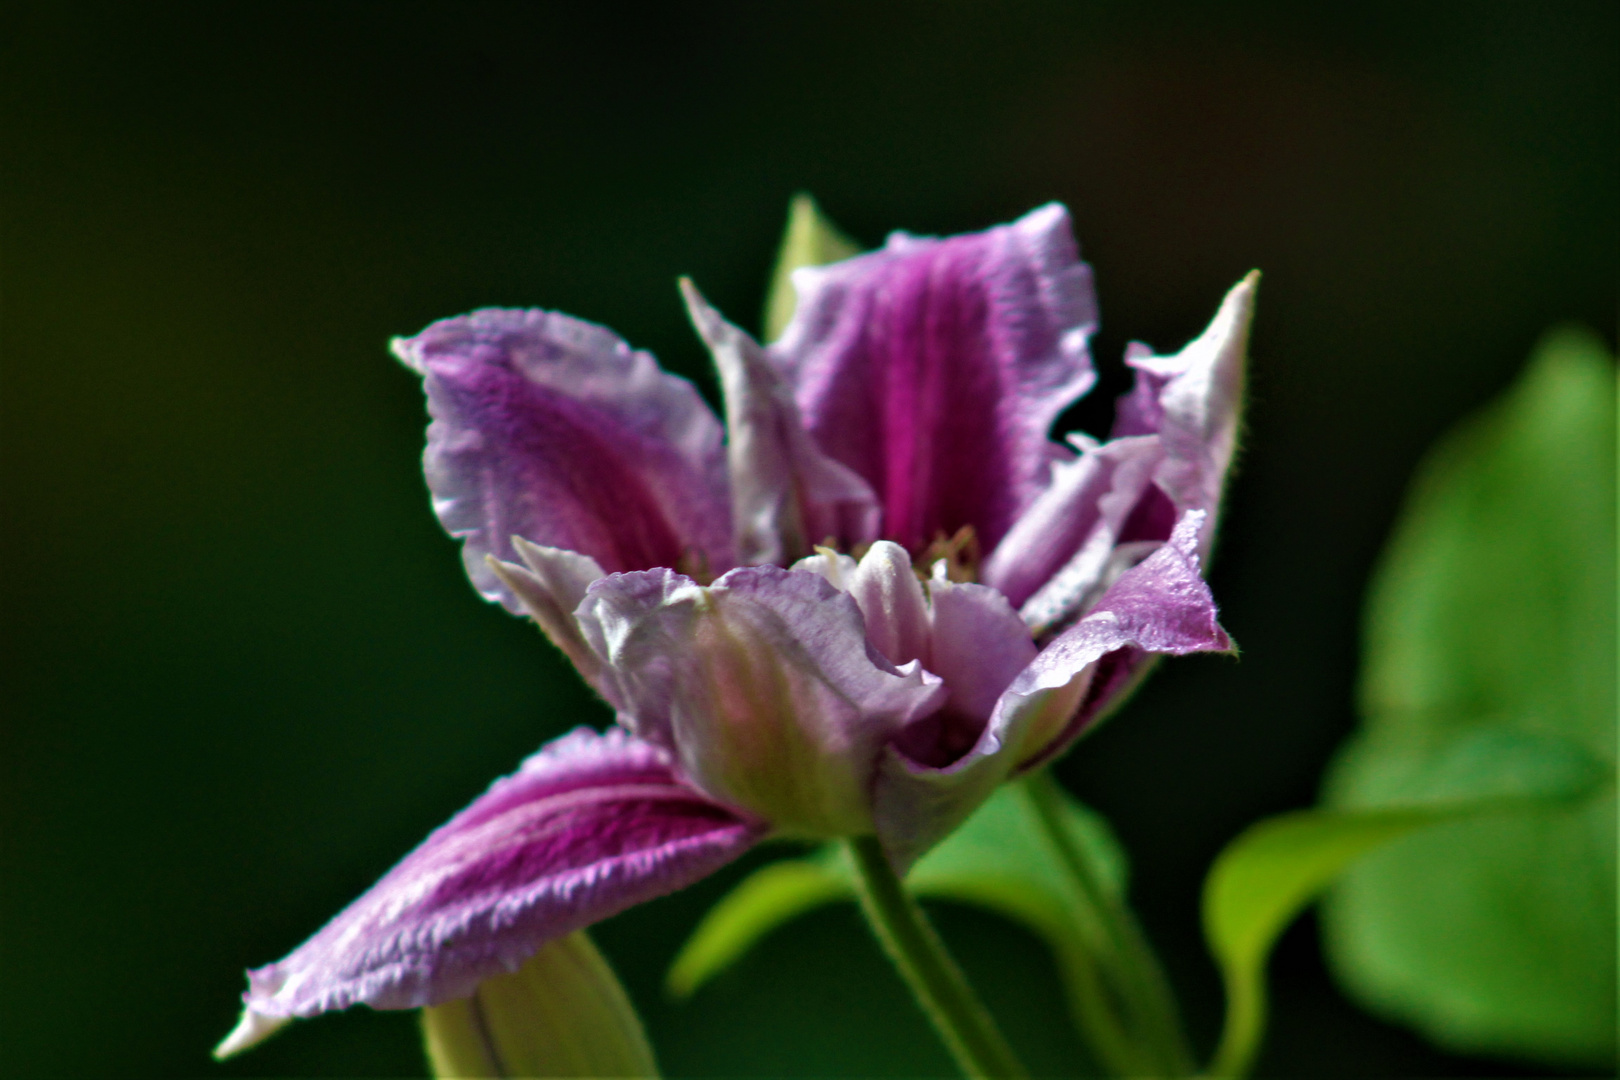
422 930 658 1078
1202 726 1606 1077
666 858 851 999
762 193 860 342
1322 326 1617 1066
668 779 1138 1072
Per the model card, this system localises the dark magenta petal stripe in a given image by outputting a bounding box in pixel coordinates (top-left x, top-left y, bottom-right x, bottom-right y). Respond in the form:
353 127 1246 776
771 204 1097 553
241 728 763 1017
394 308 732 611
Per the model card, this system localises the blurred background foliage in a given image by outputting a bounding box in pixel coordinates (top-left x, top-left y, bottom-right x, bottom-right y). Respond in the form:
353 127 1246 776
1 1 1614 1076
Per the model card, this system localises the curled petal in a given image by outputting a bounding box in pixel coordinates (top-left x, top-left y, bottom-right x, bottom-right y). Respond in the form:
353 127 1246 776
845 540 931 668
925 578 1039 732
225 727 761 1039
575 566 947 837
1113 273 1257 549
873 512 1230 867
890 577 1038 770
487 539 607 690
682 279 879 564
982 434 1164 615
393 309 732 611
771 203 1098 553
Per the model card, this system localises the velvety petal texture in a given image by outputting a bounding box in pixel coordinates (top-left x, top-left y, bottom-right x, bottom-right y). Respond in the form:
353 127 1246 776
770 203 1099 553
682 280 879 564
873 512 1232 867
393 309 732 611
226 728 762 1042
575 565 946 837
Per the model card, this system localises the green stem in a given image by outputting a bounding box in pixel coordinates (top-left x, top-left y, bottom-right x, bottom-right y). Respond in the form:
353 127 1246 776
846 836 1030 1079
1024 770 1196 1078
1205 966 1263 1079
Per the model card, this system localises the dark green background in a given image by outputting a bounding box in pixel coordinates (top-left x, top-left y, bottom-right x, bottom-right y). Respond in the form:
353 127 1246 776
3 2 1614 1076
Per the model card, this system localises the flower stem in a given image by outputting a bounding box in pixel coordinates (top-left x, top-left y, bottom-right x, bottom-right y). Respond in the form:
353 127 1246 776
846 836 1030 1079
1024 769 1195 1078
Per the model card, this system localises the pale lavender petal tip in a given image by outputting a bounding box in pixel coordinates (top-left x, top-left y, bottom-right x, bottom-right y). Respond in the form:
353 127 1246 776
238 726 763 1020
392 308 733 611
1113 273 1256 534
770 203 1099 553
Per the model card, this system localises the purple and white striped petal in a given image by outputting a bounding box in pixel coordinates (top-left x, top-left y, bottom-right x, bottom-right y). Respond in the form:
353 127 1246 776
225 727 762 1042
682 280 879 565
393 309 733 612
770 204 1098 554
574 565 947 838
872 512 1231 867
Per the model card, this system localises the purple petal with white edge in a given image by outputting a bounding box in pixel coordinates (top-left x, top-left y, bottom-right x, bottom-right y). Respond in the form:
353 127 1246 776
575 565 947 838
1114 273 1257 551
486 540 608 691
770 204 1098 553
872 512 1230 867
981 434 1163 614
392 309 732 612
228 727 762 1037
681 280 879 564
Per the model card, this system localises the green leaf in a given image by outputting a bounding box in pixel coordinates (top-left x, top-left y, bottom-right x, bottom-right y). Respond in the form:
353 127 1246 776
666 857 852 999
667 779 1141 1072
1201 725 1606 1077
1203 808 1448 1078
422 931 658 1078
762 193 860 342
1323 326 1617 1066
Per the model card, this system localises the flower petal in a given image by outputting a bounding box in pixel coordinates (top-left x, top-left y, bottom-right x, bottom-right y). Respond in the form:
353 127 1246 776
1007 509 1233 768
232 727 762 1026
393 309 732 611
770 204 1098 553
1113 273 1257 548
982 273 1255 628
873 512 1230 867
889 576 1038 770
925 578 1039 732
487 539 607 690
845 540 932 668
981 434 1164 615
682 279 879 564
575 565 947 837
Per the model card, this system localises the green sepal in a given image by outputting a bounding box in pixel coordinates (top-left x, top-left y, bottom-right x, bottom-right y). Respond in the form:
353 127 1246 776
422 931 658 1078
762 193 860 342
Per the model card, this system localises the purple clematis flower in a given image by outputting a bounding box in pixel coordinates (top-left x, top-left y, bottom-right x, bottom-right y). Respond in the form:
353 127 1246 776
219 204 1254 1055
